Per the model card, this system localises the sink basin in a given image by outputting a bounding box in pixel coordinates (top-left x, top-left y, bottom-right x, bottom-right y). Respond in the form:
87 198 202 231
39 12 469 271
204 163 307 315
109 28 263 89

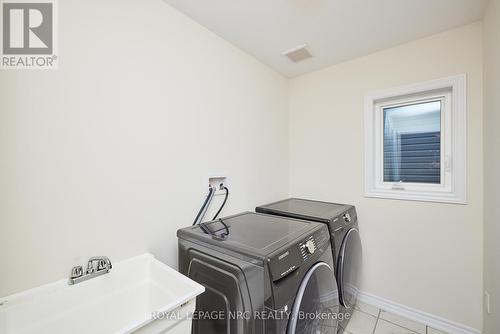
0 253 204 334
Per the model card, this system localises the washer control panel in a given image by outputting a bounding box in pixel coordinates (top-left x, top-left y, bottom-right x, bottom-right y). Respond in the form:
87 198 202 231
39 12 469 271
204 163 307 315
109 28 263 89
268 226 330 282
305 240 316 254
299 228 328 261
300 236 316 260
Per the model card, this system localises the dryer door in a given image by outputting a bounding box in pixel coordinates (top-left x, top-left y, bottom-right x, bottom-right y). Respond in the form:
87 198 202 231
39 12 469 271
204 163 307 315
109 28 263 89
287 262 339 334
337 228 362 308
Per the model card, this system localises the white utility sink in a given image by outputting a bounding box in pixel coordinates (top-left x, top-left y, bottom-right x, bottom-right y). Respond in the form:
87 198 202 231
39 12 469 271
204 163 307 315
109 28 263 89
0 253 204 334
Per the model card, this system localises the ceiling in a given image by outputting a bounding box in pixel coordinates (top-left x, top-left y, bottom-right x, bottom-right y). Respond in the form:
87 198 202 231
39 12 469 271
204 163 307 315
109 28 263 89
163 0 488 78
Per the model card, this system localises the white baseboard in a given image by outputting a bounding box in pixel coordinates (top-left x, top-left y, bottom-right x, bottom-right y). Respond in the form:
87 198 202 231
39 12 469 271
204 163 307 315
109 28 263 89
357 291 481 334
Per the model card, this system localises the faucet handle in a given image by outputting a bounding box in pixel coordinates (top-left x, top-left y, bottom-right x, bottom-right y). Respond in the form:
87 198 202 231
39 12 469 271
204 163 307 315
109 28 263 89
70 266 83 279
87 256 112 273
97 259 108 271
86 261 96 274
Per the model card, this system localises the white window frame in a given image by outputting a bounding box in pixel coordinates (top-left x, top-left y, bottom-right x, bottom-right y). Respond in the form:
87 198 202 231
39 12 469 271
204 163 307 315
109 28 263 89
364 75 467 204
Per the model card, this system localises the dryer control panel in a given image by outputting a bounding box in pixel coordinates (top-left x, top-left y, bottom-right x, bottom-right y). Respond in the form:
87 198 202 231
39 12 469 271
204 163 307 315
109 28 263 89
331 206 358 230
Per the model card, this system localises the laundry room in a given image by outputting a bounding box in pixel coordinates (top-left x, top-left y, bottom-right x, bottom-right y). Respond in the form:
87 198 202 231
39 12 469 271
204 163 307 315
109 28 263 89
0 0 498 334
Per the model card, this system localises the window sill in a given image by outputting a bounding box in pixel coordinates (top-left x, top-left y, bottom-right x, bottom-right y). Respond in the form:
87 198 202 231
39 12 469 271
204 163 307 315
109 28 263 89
364 188 467 204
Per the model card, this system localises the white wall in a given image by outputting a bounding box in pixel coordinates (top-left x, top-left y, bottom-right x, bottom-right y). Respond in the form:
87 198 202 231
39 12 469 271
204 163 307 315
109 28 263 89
288 23 483 330
483 0 500 332
0 0 288 296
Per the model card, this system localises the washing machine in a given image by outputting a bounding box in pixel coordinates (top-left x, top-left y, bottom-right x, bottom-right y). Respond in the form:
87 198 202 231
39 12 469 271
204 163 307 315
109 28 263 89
256 198 362 333
177 212 340 334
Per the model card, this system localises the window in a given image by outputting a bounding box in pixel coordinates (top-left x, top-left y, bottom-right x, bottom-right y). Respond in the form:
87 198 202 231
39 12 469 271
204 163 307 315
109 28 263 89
364 75 466 204
383 99 442 184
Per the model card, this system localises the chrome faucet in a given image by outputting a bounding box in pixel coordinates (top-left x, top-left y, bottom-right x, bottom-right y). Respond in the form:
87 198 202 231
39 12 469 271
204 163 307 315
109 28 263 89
69 256 112 285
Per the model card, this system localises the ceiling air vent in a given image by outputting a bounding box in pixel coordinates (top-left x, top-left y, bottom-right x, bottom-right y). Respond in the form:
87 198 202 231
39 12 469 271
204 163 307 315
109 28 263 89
283 44 312 63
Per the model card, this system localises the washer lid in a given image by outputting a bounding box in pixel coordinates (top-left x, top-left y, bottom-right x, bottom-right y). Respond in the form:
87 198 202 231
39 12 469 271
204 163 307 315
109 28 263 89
257 198 352 223
177 212 324 260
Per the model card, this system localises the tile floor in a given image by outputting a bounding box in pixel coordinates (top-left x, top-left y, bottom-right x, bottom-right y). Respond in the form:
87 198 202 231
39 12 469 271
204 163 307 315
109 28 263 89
343 301 449 334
